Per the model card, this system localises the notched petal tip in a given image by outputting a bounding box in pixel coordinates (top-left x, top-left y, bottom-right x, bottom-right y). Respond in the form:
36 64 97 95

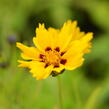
16 42 27 50
33 37 37 46
35 23 45 34
39 23 45 28
73 20 78 24
81 32 93 43
37 23 45 31
64 20 78 26
17 60 30 68
87 32 93 38
16 42 22 48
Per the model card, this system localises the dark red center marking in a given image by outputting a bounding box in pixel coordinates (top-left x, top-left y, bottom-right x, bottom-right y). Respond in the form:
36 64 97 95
45 47 52 51
54 47 60 52
44 63 49 68
54 64 59 68
60 52 65 56
60 59 67 65
39 54 45 59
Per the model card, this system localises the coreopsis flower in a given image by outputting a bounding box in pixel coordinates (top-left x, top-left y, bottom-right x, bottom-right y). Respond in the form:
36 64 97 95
16 20 93 80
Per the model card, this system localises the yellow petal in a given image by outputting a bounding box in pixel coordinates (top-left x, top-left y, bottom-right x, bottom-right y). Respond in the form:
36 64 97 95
71 27 85 41
80 32 93 43
57 20 77 51
62 32 93 70
64 32 93 55
16 42 40 60
33 24 54 52
53 64 65 73
18 60 30 68
29 61 53 80
33 21 78 52
21 53 31 60
48 27 59 49
79 32 93 53
62 41 84 70
64 55 84 70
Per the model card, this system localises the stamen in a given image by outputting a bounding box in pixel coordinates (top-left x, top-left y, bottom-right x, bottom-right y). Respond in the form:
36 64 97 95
60 59 67 65
54 47 60 52
45 47 52 51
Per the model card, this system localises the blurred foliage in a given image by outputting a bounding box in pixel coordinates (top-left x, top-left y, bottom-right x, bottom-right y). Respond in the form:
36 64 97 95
0 0 109 109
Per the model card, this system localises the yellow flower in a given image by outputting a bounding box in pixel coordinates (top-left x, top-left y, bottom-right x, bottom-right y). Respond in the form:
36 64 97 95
16 20 93 80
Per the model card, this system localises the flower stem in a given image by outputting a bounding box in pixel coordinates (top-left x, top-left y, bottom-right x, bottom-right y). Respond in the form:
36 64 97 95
72 79 82 109
57 76 63 109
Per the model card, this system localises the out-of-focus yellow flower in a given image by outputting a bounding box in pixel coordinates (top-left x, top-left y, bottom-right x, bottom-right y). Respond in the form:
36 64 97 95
16 20 93 80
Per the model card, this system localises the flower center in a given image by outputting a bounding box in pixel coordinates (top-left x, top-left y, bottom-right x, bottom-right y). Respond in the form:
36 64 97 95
39 47 67 67
45 50 60 65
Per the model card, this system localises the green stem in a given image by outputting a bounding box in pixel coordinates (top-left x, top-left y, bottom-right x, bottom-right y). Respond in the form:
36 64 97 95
57 76 63 109
72 79 81 109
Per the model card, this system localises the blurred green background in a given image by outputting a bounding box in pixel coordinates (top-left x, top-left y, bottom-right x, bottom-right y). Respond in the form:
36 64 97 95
0 0 109 109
